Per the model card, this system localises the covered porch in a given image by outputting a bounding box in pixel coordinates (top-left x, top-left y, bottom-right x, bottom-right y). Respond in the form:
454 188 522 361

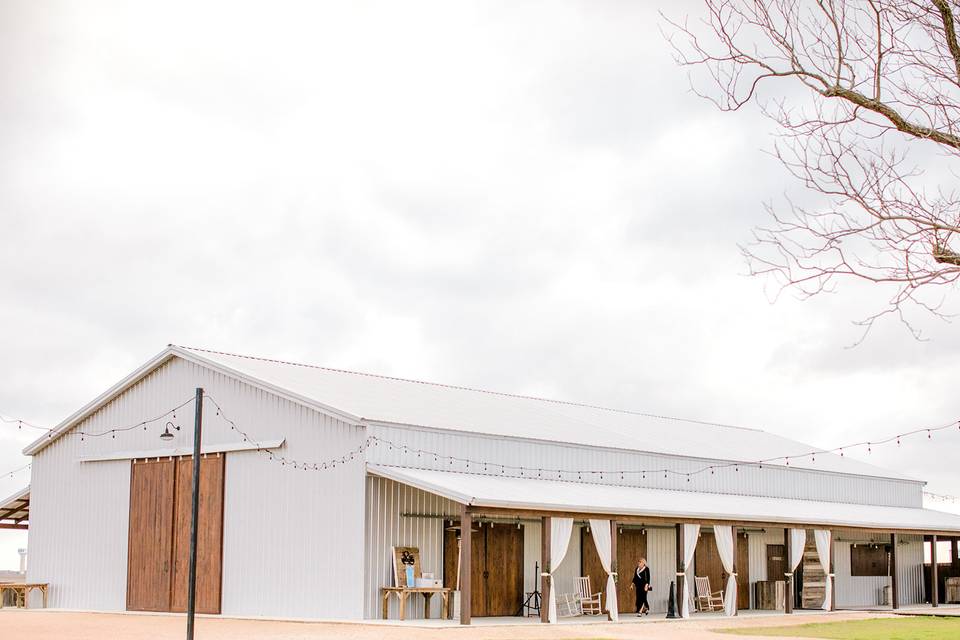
368 465 960 625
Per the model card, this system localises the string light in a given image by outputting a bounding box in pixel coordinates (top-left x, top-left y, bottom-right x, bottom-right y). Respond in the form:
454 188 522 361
3 398 959 484
0 463 31 479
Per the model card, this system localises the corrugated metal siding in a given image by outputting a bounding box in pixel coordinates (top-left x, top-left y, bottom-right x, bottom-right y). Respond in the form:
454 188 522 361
27 447 129 610
833 533 923 607
746 529 784 609
363 477 460 619
27 356 367 618
643 527 676 613
367 425 921 508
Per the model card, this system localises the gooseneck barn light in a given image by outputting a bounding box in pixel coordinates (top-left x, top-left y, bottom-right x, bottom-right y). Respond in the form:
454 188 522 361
159 421 180 441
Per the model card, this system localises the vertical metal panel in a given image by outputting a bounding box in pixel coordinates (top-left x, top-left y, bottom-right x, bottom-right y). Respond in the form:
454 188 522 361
27 447 129 610
522 519 541 595
644 527 676 613
367 425 922 508
27 356 367 618
746 529 785 609
833 533 923 607
363 477 459 619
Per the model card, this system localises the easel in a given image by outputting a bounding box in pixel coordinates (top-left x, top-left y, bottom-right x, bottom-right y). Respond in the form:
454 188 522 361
518 561 541 617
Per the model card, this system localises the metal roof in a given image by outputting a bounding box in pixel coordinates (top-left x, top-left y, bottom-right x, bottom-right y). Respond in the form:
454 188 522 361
0 485 29 530
369 465 960 534
25 345 915 482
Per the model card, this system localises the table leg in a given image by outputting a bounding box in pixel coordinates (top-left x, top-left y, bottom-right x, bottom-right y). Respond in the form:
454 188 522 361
399 592 407 621
441 592 449 619
423 592 432 619
382 591 389 619
42 587 48 609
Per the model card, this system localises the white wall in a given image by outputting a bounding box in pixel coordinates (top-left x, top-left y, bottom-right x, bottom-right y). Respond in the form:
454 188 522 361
28 356 367 618
367 424 923 508
363 477 459 619
833 533 923 608
746 529 785 609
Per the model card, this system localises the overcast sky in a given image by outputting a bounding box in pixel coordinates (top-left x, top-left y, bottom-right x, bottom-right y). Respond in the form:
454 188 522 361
1 1 959 571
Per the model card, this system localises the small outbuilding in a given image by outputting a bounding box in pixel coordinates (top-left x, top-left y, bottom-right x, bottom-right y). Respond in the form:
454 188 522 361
20 345 960 621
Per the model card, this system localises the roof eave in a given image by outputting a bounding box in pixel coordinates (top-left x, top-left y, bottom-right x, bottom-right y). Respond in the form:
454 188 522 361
23 347 180 456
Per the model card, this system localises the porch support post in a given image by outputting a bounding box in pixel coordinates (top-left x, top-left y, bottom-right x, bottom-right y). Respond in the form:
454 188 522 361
784 528 793 614
952 538 959 574
829 533 836 611
731 528 738 616
890 533 899 610
541 516 551 623
459 505 472 625
932 535 939 607
676 523 684 615
609 519 618 621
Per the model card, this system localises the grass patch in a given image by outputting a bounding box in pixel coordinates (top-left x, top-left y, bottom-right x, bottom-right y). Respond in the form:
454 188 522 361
717 617 960 639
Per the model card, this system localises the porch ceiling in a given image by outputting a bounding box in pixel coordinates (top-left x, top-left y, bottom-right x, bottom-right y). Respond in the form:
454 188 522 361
368 465 960 534
0 485 29 530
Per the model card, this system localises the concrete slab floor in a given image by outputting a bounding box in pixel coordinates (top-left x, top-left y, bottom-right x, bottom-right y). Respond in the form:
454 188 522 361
0 609 903 640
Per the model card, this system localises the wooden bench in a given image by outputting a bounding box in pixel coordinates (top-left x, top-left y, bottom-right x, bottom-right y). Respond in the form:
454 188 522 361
381 586 452 621
0 583 48 609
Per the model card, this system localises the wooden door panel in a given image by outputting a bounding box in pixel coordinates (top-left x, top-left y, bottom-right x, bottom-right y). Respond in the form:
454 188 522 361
485 524 523 616
583 526 647 613
694 532 750 610
171 454 225 614
617 529 647 613
126 459 176 612
472 524 486 617
443 522 522 617
581 529 606 612
442 522 486 616
737 532 750 609
443 526 459 590
767 544 785 581
694 533 725 605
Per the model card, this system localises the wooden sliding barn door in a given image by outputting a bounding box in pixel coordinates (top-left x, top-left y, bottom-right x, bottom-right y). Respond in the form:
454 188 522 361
126 458 177 612
126 454 225 614
583 526 647 613
694 531 751 611
443 522 523 617
484 524 524 616
171 455 225 614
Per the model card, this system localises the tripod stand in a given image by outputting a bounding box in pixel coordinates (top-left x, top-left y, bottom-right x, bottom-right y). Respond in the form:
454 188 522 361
518 561 542 617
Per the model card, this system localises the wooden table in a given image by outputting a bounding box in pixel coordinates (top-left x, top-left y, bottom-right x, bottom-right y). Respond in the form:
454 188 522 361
381 587 452 621
0 583 48 609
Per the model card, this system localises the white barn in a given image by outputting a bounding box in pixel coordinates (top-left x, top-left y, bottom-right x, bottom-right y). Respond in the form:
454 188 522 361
19 345 960 622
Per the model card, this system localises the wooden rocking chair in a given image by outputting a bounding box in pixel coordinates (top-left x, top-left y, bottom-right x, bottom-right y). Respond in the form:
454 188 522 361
694 576 724 612
576 576 603 615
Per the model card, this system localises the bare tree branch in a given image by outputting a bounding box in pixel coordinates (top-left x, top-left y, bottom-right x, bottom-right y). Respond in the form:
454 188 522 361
666 0 960 337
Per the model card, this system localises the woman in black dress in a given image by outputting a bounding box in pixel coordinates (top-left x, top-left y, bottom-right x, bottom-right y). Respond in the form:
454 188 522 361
631 558 651 615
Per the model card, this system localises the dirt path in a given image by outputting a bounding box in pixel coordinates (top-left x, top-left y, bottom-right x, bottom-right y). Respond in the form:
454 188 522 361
0 610 893 640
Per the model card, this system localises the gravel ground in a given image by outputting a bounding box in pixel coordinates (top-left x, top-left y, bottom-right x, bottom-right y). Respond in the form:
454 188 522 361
0 610 894 640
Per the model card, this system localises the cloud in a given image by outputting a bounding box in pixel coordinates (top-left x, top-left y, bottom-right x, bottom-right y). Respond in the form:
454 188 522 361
1 0 958 569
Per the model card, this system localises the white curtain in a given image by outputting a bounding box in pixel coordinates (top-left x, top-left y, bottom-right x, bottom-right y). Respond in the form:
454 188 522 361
714 525 738 616
784 528 805 610
547 517 574 623
588 519 619 622
789 529 806 574
814 530 832 611
681 524 700 618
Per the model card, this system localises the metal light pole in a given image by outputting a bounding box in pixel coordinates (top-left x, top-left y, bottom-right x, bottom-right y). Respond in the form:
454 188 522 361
186 387 203 640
